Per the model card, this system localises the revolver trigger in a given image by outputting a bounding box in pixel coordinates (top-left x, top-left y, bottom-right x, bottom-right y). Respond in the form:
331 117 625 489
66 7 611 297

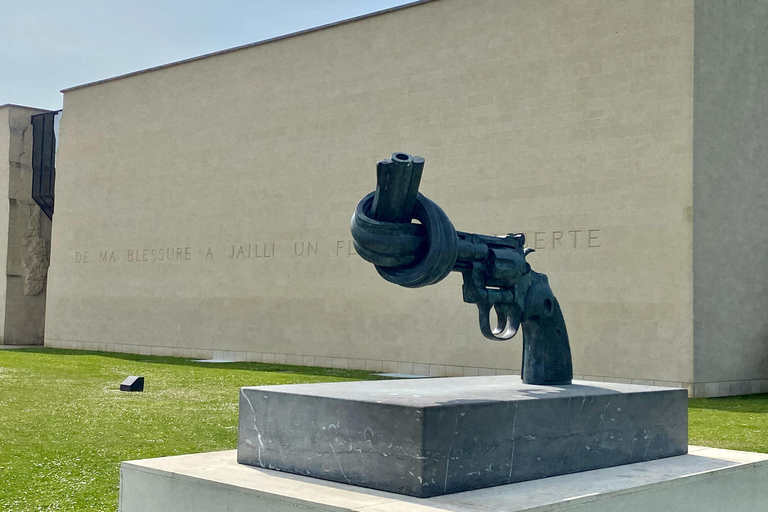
476 302 522 341
493 304 510 337
476 302 497 340
492 303 522 340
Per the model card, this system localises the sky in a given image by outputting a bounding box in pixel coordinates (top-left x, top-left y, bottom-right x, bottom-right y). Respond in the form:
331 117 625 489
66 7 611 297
1 0 414 111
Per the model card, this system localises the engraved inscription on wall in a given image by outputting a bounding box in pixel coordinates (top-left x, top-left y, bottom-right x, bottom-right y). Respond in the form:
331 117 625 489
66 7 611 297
524 229 601 250
72 229 602 266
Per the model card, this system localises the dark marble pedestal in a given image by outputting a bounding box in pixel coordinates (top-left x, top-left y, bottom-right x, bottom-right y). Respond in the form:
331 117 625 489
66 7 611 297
237 376 687 497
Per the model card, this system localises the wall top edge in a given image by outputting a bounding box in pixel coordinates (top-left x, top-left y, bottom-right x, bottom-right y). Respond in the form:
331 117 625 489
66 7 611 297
0 104 53 113
60 0 438 94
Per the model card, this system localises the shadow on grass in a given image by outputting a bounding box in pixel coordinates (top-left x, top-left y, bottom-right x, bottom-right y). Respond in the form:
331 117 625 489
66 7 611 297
689 394 768 414
5 347 386 381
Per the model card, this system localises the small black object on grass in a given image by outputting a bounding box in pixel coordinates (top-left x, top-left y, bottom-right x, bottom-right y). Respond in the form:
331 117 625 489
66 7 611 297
120 376 144 392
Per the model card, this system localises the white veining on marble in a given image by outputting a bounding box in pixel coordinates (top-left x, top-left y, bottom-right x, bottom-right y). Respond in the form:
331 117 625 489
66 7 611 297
241 390 265 467
443 413 460 492
598 400 612 427
642 429 652 460
328 442 351 484
508 402 519 481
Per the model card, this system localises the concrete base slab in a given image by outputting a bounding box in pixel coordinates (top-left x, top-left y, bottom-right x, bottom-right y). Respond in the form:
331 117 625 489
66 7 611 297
119 446 768 512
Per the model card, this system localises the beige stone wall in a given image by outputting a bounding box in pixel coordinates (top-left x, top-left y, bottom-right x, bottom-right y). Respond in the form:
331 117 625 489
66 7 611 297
692 0 768 397
49 0 695 386
0 105 52 344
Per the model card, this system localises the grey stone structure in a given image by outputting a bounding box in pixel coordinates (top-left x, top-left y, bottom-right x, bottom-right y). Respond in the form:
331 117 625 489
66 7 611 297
238 376 688 496
0 104 52 345
691 1 768 397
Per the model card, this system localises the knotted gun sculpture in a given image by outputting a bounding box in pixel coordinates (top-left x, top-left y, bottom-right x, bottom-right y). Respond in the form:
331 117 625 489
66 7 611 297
351 152 573 385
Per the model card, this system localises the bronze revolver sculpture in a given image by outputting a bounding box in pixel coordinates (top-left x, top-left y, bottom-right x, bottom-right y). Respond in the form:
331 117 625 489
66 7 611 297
351 152 573 385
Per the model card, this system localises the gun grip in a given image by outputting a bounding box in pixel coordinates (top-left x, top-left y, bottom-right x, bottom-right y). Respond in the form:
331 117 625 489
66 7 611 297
520 273 573 385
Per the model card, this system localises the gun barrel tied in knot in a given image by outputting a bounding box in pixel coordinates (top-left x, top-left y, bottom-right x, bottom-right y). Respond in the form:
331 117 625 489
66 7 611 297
350 152 573 386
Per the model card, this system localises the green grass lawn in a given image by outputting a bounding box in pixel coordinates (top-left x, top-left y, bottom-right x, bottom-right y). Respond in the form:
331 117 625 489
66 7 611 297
689 395 768 452
2 348 768 512
0 348 381 512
